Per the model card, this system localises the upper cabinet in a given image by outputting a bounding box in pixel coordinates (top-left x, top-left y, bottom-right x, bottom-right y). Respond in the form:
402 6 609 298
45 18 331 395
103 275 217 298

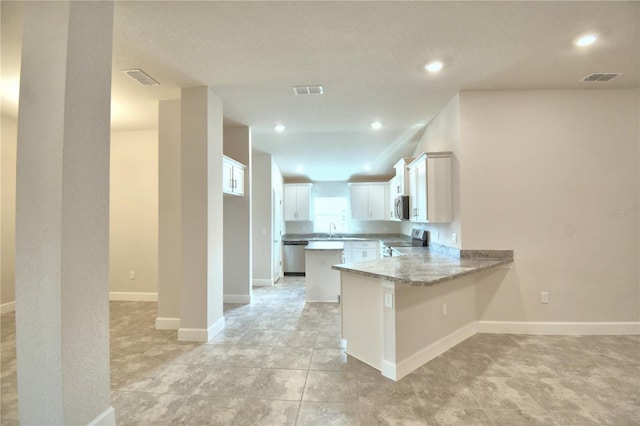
349 183 386 221
223 155 246 196
407 152 452 223
391 157 414 197
284 183 312 221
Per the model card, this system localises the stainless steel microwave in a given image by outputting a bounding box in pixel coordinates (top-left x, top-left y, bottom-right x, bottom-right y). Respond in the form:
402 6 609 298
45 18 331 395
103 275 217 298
394 195 410 220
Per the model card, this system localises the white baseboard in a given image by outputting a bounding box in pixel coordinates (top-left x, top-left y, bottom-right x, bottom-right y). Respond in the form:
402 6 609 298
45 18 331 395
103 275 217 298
386 321 478 382
478 320 640 335
87 406 115 426
155 317 181 330
109 292 158 302
1 301 15 314
223 294 251 304
252 278 273 287
178 316 226 342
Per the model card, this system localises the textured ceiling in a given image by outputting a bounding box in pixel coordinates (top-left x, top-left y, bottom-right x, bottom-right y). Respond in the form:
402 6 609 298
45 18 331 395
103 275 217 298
2 1 638 180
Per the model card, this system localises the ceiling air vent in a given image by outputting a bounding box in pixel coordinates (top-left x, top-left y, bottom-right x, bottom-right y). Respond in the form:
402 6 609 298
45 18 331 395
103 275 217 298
293 85 324 95
581 73 622 82
123 69 159 86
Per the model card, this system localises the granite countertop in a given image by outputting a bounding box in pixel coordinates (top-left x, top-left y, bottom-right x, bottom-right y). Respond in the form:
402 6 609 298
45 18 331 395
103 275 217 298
305 241 345 251
332 246 513 287
282 233 410 243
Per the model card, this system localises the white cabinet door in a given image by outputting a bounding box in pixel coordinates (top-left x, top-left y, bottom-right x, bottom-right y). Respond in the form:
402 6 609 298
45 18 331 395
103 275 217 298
284 184 312 221
407 153 452 223
223 156 246 196
350 183 386 221
350 185 369 220
223 160 234 194
368 184 386 220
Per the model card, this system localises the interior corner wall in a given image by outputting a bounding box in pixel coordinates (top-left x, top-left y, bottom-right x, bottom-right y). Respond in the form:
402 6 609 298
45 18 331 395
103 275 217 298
459 89 639 323
223 126 252 302
1 116 18 308
251 151 274 284
402 94 462 247
109 130 159 295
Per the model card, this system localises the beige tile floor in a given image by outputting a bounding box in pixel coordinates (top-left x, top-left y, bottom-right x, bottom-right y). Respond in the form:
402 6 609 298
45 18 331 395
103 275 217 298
2 277 639 425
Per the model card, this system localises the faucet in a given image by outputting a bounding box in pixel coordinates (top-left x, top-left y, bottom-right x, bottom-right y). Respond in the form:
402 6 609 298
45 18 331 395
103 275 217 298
329 223 336 239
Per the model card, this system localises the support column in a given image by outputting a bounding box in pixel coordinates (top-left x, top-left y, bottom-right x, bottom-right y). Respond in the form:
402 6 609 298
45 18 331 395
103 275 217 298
156 100 182 330
15 1 114 425
178 87 225 341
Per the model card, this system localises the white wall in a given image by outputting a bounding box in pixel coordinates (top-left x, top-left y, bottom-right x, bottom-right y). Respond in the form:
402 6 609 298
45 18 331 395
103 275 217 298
109 130 158 294
1 116 17 309
402 95 461 247
460 89 639 323
223 126 251 302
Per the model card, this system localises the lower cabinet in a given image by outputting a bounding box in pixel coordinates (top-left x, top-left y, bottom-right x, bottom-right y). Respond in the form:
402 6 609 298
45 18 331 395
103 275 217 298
343 240 379 263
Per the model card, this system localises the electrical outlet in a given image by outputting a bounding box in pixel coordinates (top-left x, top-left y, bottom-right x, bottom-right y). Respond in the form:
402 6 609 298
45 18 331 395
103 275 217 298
452 233 457 243
442 303 448 315
541 291 549 304
129 270 136 280
384 292 393 308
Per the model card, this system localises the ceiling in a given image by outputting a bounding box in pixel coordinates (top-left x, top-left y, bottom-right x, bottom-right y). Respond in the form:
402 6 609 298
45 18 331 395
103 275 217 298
2 1 638 181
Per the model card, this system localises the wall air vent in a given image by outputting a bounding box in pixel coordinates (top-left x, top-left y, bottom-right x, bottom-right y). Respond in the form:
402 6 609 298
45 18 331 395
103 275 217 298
581 73 622 82
293 85 324 95
123 69 159 86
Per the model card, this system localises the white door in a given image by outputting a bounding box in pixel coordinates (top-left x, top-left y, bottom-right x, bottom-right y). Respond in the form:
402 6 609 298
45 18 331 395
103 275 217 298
273 189 283 282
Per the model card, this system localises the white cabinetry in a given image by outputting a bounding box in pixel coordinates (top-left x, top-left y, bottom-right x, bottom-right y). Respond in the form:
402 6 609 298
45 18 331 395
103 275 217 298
284 184 312 221
349 183 386 221
407 152 452 223
223 156 246 196
343 240 379 263
387 177 399 221
391 157 413 197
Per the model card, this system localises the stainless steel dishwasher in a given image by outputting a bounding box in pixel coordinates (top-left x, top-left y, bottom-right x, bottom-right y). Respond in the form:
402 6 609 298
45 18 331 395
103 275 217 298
283 240 308 276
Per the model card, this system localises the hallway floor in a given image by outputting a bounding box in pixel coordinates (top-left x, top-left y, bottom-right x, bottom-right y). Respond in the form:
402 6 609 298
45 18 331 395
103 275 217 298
1 277 639 425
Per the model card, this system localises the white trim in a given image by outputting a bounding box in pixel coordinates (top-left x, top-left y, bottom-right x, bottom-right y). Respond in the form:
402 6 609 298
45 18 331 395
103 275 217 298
155 317 181 330
252 278 273 287
478 320 640 335
223 294 251 304
380 359 397 381
1 301 16 314
109 292 158 302
87 406 115 426
395 321 478 381
178 316 226 342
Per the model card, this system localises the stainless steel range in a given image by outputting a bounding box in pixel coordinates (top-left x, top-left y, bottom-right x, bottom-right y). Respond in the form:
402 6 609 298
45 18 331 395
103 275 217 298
382 229 429 257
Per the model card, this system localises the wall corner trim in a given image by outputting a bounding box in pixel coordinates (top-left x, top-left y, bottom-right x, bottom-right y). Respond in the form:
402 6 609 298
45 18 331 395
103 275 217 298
87 406 115 426
177 317 226 342
155 317 181 330
223 294 251 304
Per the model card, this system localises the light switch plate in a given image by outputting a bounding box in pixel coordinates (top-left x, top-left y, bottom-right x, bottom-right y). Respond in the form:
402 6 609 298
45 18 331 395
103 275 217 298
384 292 393 308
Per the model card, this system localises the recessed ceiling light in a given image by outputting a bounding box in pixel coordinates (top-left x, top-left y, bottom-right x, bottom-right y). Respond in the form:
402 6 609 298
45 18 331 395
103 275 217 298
425 61 443 73
371 121 382 130
363 164 373 171
296 166 304 173
576 34 597 47
274 124 286 132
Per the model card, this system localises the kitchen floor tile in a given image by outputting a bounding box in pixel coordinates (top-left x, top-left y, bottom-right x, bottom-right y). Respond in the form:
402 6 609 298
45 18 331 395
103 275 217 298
2 277 639 426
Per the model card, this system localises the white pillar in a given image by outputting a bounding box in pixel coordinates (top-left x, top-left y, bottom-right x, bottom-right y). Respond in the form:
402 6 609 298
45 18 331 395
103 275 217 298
178 87 225 341
15 1 114 424
156 100 182 330
223 126 252 302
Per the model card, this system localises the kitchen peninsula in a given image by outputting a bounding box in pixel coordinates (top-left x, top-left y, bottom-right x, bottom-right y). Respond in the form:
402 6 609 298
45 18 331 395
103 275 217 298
333 246 513 381
304 241 344 302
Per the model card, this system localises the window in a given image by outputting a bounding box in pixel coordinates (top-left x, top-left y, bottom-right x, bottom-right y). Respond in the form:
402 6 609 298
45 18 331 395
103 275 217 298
314 197 347 233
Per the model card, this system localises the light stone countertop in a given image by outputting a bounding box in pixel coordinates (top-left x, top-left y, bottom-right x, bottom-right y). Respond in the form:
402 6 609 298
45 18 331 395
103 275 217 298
305 241 345 251
332 247 513 287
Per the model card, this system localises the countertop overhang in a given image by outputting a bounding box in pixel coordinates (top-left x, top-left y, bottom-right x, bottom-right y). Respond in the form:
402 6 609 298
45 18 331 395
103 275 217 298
332 246 513 287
